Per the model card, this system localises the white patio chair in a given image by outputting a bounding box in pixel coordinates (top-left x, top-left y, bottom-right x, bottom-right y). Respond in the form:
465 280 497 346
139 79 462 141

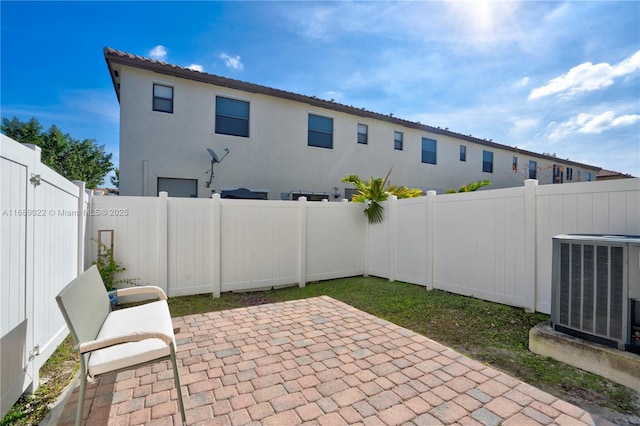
55 265 186 425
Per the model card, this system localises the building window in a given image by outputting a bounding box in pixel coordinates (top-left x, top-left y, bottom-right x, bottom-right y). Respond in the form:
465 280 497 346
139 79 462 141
308 114 333 149
460 145 466 161
577 170 581 181
157 177 197 198
529 160 537 179
586 172 592 181
482 150 493 173
512 157 518 172
215 96 250 137
553 165 563 183
566 167 573 181
357 124 368 144
421 137 437 164
153 83 173 113
394 131 403 150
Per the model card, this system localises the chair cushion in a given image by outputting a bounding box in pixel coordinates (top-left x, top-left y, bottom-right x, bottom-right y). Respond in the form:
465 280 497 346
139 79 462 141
87 300 174 377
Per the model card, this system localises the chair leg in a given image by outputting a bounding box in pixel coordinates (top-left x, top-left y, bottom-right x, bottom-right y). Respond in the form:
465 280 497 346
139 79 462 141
171 343 187 425
76 361 87 426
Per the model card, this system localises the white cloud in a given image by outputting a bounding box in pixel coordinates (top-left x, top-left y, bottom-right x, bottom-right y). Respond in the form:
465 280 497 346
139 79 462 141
615 50 640 76
4 89 119 125
148 45 168 61
529 50 640 99
64 89 120 123
511 117 539 133
219 53 243 70
294 5 337 40
147 46 202 71
514 77 530 88
549 111 640 139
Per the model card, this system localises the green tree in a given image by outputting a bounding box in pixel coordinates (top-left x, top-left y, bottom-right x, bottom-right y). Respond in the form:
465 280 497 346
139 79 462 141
110 168 119 188
445 179 491 194
1 116 43 145
1 116 113 188
342 168 423 224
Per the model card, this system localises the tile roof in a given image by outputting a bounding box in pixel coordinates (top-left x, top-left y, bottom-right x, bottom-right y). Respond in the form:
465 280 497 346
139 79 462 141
104 47 601 172
597 169 635 178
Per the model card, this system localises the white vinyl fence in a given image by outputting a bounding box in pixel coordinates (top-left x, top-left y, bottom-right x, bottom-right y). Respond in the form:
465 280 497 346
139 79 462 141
1 135 87 417
366 179 639 313
87 177 639 314
534 179 640 313
85 195 367 297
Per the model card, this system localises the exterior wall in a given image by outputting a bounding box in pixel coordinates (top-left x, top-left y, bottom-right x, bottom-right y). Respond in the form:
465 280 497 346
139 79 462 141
118 65 600 199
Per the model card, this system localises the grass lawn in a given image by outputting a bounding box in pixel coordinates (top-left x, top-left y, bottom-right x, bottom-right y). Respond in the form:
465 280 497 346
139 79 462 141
3 276 638 425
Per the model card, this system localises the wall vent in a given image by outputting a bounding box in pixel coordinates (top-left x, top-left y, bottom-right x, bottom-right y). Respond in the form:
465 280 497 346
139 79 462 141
551 235 640 353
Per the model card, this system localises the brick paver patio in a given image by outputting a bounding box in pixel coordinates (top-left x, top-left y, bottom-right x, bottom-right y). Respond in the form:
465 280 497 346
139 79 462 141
55 296 609 425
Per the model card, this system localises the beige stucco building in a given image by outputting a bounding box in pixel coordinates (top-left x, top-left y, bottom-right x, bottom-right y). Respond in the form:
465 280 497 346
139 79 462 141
105 47 601 199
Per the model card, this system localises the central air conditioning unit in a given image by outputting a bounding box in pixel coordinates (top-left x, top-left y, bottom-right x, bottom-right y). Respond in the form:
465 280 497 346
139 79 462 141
551 234 640 353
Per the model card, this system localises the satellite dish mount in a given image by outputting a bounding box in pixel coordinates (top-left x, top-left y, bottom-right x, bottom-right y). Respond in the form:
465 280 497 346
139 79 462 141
206 147 230 188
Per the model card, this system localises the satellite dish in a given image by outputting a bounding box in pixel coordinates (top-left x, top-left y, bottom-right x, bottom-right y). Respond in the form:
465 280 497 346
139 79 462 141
205 147 230 187
207 148 220 163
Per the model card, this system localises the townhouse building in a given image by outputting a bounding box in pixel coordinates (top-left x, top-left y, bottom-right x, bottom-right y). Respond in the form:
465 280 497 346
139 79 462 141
105 47 600 199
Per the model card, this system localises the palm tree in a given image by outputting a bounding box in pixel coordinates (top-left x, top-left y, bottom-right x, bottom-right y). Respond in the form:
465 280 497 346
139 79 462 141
342 168 422 224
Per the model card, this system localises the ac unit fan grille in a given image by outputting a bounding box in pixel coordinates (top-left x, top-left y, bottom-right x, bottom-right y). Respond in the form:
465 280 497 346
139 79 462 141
557 243 624 341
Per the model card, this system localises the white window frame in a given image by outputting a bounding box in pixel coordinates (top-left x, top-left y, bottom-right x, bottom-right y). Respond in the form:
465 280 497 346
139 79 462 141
152 82 174 113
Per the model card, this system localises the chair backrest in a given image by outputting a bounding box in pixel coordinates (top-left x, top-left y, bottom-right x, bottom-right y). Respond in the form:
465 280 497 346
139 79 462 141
56 265 111 346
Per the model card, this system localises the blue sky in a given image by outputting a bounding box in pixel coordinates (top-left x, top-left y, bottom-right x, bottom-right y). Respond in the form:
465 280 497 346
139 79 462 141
2 1 639 182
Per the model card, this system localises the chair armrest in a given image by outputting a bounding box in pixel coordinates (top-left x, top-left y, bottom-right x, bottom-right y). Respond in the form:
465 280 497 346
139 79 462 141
115 286 167 301
78 330 173 354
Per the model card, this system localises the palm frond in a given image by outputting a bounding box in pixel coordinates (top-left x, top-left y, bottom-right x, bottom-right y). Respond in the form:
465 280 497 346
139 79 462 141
466 179 491 192
446 179 491 193
342 167 421 223
387 185 423 199
364 200 385 224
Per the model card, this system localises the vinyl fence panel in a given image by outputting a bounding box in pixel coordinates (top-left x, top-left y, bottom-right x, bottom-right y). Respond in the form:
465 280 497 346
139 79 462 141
305 200 366 282
1 137 32 417
432 187 528 308
87 195 165 292
535 179 640 313
31 170 83 367
220 199 301 292
167 197 216 296
1 135 85 417
394 196 429 286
